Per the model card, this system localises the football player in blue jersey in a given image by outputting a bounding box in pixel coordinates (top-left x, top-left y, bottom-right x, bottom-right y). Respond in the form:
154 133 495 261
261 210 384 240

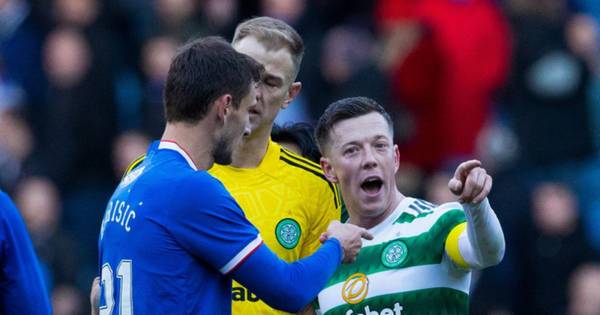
97 37 372 315
0 191 51 315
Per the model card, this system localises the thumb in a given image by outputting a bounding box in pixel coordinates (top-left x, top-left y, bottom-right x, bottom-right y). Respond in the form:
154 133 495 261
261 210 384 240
361 229 374 240
319 232 329 243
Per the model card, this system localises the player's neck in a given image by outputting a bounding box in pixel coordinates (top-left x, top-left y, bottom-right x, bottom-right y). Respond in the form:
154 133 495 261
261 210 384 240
161 122 214 170
349 191 405 230
230 125 271 168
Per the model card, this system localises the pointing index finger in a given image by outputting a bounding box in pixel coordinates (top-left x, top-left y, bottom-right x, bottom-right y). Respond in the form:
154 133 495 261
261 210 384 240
452 160 481 183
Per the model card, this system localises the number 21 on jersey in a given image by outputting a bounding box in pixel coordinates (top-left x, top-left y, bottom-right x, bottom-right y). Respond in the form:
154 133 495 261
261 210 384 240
100 260 133 315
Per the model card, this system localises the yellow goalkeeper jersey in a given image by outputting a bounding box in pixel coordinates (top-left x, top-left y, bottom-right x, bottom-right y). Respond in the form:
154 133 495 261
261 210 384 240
209 140 342 315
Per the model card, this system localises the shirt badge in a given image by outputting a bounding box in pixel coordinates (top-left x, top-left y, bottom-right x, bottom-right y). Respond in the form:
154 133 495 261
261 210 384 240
381 240 408 268
275 218 301 249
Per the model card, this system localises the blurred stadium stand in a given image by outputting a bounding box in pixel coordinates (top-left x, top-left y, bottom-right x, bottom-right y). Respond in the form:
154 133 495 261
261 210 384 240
1 0 600 314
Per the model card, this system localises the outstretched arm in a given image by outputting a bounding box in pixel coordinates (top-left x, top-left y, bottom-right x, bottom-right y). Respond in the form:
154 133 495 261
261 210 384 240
232 239 340 312
231 221 372 313
446 160 505 269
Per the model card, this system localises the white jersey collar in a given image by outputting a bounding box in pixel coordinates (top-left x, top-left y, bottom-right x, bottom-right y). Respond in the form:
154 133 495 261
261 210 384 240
158 140 198 171
367 197 415 236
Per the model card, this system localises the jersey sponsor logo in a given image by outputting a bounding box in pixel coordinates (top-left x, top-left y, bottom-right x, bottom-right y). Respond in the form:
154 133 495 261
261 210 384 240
342 273 369 304
275 218 301 249
381 240 408 268
345 302 404 315
231 286 260 302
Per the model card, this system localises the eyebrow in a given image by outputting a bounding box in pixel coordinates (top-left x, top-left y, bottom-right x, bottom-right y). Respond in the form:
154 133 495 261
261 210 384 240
338 135 390 148
373 135 390 141
340 141 360 148
262 73 284 85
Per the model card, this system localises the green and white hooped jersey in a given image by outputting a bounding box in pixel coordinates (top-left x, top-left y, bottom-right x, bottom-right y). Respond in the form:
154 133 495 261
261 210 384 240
316 197 470 315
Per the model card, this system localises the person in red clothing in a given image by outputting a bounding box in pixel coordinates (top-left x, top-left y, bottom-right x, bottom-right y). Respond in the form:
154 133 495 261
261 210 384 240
376 0 511 171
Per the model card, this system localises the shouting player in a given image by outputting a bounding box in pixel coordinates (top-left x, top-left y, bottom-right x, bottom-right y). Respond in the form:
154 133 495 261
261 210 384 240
97 37 371 315
311 97 505 314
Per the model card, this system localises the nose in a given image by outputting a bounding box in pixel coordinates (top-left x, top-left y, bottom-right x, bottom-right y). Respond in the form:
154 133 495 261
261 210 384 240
243 112 251 135
243 123 251 136
255 83 263 102
361 147 378 169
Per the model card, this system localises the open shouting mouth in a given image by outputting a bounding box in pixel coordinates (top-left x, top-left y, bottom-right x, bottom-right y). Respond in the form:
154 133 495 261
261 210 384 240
361 176 383 196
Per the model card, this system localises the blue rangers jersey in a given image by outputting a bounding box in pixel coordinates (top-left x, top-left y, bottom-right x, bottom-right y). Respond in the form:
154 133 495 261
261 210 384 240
98 140 263 314
0 191 51 315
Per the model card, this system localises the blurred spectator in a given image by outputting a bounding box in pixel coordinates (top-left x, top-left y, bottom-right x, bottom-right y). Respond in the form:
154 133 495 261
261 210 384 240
0 0 45 115
152 0 202 40
44 28 91 89
514 182 599 314
140 36 177 137
566 12 600 152
376 0 510 171
51 0 121 89
201 0 239 37
261 0 305 24
42 27 117 292
0 61 26 110
52 284 84 315
52 0 99 28
504 0 600 250
504 0 596 166
475 122 520 175
567 263 600 315
53 0 135 132
566 14 600 72
42 27 117 189
0 108 33 192
111 130 151 179
319 24 388 108
15 176 79 289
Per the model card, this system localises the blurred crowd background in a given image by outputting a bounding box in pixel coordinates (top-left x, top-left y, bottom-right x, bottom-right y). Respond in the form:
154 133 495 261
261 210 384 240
2 0 600 314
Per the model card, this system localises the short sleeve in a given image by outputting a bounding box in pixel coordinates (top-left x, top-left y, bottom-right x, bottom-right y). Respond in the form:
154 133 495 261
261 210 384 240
167 174 262 274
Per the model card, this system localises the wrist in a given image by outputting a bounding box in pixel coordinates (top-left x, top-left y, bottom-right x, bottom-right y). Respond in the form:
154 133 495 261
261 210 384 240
325 237 344 263
462 197 490 213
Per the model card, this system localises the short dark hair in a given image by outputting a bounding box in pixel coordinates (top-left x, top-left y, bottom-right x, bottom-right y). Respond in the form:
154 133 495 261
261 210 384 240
315 97 394 154
271 122 320 163
164 36 262 123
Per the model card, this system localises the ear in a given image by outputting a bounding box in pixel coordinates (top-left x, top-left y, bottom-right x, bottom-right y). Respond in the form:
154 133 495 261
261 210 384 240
393 144 400 173
320 156 338 183
282 82 302 109
214 94 232 124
